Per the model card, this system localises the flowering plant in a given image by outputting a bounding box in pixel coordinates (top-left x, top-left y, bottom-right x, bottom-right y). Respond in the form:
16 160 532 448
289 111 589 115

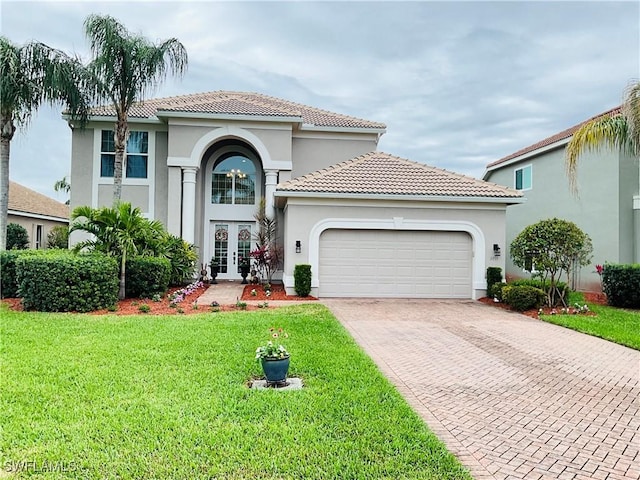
255 328 290 360
168 281 203 307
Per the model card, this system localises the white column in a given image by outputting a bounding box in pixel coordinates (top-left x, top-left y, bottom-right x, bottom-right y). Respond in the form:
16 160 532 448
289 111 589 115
264 169 279 219
181 167 198 244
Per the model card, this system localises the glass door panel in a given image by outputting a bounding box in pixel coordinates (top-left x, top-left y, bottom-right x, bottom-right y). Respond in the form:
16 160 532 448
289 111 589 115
237 224 253 273
213 224 230 274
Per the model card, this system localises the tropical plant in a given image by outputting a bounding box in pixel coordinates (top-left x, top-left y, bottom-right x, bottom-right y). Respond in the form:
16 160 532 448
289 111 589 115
70 202 166 299
53 176 71 204
0 36 89 250
250 198 282 283
510 218 593 307
6 223 29 249
46 225 69 249
565 80 640 192
164 234 197 286
83 14 188 203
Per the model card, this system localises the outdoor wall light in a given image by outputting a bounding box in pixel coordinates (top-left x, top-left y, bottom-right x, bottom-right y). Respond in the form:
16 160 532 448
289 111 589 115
493 244 501 257
295 240 301 253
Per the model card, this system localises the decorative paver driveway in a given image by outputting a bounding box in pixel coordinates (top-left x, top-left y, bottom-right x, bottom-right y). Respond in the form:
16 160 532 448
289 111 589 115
322 299 640 480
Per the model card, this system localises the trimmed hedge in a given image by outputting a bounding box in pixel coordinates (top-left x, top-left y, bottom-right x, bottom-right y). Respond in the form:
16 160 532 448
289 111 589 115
16 251 118 312
503 285 545 311
490 282 508 301
1 250 43 298
486 267 502 294
602 264 640 308
294 264 312 297
125 256 171 298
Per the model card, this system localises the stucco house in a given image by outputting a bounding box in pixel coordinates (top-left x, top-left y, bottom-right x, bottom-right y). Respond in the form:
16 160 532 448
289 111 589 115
8 181 69 249
69 91 522 299
483 106 639 292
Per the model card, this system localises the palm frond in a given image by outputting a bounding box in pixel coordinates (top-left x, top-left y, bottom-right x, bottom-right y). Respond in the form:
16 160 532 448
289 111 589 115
622 79 640 157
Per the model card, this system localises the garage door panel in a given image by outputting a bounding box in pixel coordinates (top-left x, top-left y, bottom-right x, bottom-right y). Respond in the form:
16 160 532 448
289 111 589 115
319 229 472 298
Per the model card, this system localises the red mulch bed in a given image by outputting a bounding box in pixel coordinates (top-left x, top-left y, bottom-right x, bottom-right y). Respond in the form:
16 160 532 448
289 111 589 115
478 291 607 319
240 283 318 301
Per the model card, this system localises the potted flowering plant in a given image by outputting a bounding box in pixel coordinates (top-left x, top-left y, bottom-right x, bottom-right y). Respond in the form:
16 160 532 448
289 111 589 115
255 328 290 385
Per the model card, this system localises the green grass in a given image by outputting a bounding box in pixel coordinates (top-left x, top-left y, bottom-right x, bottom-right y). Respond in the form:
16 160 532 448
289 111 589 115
540 294 640 350
0 304 471 479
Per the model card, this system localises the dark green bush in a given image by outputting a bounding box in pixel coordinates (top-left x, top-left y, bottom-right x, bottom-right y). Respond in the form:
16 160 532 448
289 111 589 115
7 223 29 249
16 251 118 312
1 250 43 298
503 285 545 311
486 267 502 294
294 264 312 297
47 225 69 249
510 278 569 306
164 235 197 286
602 264 640 308
125 256 171 298
490 282 508 301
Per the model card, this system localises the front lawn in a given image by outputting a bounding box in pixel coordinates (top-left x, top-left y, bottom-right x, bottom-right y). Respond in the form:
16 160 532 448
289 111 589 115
0 303 471 479
540 301 640 350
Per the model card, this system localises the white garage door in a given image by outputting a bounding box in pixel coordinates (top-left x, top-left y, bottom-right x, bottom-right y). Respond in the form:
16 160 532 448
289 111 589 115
319 229 472 298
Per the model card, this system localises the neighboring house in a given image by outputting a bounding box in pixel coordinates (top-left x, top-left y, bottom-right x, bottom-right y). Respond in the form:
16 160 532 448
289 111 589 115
8 181 69 249
483 106 639 292
69 91 522 299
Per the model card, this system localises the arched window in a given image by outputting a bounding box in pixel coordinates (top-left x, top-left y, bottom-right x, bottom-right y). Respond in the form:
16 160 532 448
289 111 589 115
211 154 256 205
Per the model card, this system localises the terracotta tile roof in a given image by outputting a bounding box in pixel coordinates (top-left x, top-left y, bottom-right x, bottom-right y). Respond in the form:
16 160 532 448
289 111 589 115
487 105 622 168
278 152 522 199
89 91 386 130
8 181 69 220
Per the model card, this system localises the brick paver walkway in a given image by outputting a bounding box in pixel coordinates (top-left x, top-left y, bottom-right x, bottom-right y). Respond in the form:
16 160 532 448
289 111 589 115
322 299 640 480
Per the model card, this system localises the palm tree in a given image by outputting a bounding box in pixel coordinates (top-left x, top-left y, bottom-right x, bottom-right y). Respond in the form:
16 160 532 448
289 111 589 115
0 36 89 250
70 202 166 299
565 80 640 192
83 14 188 203
54 176 71 204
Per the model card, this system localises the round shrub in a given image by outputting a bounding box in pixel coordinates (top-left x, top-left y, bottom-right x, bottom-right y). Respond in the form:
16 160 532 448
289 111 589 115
490 282 508 301
125 256 171 298
16 251 118 312
294 264 312 297
503 285 545 311
1 250 44 298
602 264 640 308
7 223 29 249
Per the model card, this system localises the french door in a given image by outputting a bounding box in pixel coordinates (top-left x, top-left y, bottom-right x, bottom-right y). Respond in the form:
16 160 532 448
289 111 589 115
211 222 254 279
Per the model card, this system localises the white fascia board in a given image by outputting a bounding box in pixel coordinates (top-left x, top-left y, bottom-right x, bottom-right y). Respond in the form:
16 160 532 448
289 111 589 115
299 124 387 135
482 137 571 180
62 113 163 125
9 210 69 223
274 190 525 204
155 110 303 124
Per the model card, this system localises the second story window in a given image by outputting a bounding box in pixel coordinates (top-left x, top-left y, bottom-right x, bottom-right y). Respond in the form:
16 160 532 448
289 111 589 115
515 165 532 191
100 130 149 179
211 154 256 205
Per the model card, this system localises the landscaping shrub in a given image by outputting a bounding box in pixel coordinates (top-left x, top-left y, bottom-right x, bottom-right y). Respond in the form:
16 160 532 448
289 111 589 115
602 264 640 308
486 267 502 294
164 235 197 286
46 225 69 249
7 223 29 249
294 264 312 297
490 282 508 301
125 256 171 298
510 278 569 306
503 285 545 311
16 251 118 312
0 250 43 298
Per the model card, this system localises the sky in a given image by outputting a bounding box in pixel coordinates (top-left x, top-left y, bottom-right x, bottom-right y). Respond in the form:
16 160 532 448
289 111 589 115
1 0 639 201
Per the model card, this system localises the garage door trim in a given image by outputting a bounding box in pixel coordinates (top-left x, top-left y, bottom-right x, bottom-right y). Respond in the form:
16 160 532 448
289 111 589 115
308 218 486 299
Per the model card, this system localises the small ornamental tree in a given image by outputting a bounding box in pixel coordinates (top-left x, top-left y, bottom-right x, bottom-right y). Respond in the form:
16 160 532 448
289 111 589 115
6 223 29 249
250 198 282 283
510 218 593 307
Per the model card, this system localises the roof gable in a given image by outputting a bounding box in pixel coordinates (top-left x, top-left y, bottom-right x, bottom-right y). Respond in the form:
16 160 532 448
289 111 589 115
88 91 386 130
487 105 622 169
278 152 522 199
8 181 69 220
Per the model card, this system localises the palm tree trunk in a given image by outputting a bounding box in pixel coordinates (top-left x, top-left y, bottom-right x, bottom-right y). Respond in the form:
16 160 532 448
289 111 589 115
113 116 128 205
0 114 16 251
119 250 127 300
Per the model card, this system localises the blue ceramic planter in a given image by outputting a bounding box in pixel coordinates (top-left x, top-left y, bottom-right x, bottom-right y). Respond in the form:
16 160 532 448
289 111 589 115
261 356 290 384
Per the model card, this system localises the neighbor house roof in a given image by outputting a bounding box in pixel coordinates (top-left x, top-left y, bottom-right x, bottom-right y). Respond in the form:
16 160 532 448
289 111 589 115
87 91 386 130
486 105 622 169
277 152 522 200
8 181 69 221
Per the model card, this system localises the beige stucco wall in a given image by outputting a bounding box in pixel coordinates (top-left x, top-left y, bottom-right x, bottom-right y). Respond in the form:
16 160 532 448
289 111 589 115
69 127 94 211
154 131 169 226
279 197 508 299
291 135 379 177
7 214 67 249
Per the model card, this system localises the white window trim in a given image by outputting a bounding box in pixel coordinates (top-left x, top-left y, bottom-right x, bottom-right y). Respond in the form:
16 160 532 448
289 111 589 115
92 128 156 218
514 164 533 191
